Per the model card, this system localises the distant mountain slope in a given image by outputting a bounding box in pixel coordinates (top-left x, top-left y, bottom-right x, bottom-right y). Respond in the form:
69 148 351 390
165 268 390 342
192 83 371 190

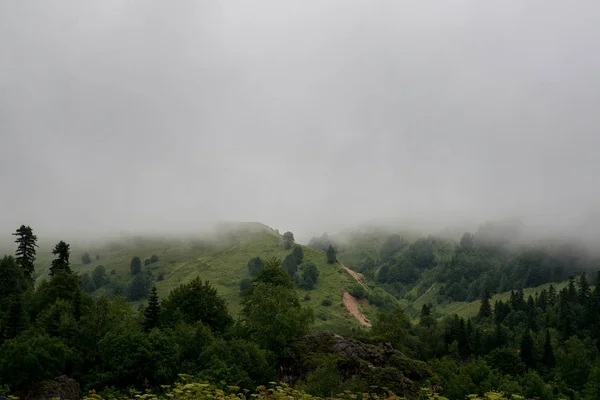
25 222 378 333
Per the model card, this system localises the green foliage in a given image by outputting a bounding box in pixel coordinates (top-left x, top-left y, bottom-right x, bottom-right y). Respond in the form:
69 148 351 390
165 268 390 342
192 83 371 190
460 232 474 251
347 282 366 299
142 286 160 332
0 332 72 390
326 245 337 264
321 298 332 306
239 278 251 293
247 256 265 276
292 245 304 265
161 277 232 333
127 273 152 301
282 254 298 278
283 231 295 249
92 265 107 288
298 355 345 397
82 252 92 264
241 264 314 351
252 257 294 290
0 256 27 304
299 262 320 290
50 240 71 276
478 290 492 319
130 256 142 275
371 306 410 350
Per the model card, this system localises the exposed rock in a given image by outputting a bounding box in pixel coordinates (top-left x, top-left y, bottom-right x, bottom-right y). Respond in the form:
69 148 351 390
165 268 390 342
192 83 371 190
279 332 407 385
21 376 81 400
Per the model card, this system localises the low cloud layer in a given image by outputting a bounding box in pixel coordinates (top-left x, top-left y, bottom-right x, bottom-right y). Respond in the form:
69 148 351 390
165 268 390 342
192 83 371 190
1 1 599 241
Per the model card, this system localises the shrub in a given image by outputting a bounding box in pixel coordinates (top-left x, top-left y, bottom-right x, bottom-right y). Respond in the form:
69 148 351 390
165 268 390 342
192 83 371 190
347 283 366 299
304 293 311 301
81 252 91 265
321 298 332 306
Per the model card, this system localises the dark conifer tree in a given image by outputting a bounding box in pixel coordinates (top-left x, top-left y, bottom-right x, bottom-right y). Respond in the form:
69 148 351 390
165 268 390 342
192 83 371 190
130 256 142 275
283 254 298 278
291 245 304 265
12 225 38 282
541 329 555 368
247 257 265 276
548 284 557 306
478 289 492 319
578 273 591 303
538 289 549 310
142 286 161 332
520 329 535 369
567 277 578 303
421 304 431 317
326 245 337 264
50 240 71 276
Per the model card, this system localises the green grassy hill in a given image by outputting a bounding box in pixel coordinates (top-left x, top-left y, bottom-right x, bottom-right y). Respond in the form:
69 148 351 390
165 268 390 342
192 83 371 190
23 222 377 334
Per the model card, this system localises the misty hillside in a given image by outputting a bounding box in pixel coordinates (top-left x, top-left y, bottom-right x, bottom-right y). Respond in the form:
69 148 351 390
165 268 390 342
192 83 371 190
23 222 382 333
310 220 600 319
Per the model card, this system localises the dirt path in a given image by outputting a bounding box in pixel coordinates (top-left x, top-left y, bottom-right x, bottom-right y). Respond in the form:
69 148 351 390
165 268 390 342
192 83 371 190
341 263 368 290
343 290 371 327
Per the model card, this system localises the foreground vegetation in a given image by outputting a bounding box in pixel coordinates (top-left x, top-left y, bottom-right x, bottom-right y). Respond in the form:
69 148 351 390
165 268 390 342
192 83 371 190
1 224 600 399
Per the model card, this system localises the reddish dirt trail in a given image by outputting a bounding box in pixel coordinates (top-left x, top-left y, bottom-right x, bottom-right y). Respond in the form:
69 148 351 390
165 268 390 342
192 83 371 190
343 291 371 327
340 263 371 327
341 263 368 290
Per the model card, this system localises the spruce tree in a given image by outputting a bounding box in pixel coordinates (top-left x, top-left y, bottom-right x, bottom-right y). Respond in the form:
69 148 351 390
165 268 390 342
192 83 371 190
12 225 38 282
142 286 161 332
326 245 337 264
538 289 549 310
520 329 535 369
291 245 304 265
567 277 578 302
283 254 298 278
542 329 555 368
50 240 71 276
478 289 492 319
130 256 142 275
548 284 557 306
421 304 431 317
578 273 591 303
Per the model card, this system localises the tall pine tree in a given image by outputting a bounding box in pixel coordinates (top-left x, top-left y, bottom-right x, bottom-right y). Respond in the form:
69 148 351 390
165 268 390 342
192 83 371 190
326 245 337 264
12 225 38 282
142 286 161 332
520 329 535 369
541 329 555 368
478 289 492 319
50 241 71 276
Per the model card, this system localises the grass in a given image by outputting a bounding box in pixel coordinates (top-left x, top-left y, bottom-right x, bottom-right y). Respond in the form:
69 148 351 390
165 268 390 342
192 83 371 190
18 222 374 332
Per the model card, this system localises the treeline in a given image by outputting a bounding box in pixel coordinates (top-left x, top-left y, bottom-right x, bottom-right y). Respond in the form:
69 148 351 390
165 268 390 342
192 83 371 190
2 225 600 399
344 226 598 302
0 226 315 396
374 273 600 399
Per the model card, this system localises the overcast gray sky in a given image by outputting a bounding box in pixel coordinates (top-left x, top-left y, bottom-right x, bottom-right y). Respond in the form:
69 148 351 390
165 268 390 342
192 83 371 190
1 1 599 241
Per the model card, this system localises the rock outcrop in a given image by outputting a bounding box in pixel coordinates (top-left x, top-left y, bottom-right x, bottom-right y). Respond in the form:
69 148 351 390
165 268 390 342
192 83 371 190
279 332 420 396
20 375 81 400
